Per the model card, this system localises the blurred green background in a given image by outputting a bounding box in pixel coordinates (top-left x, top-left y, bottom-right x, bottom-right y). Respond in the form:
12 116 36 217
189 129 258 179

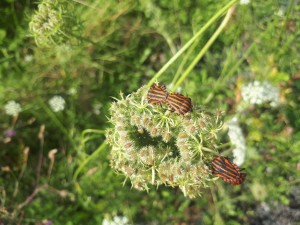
0 0 299 224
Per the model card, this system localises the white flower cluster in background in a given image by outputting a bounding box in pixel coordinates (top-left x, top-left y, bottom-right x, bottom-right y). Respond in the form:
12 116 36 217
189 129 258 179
48 95 66 112
240 0 250 5
102 216 130 225
4 100 22 116
241 81 280 107
93 102 103 115
275 7 285 17
68 87 77 96
226 116 246 166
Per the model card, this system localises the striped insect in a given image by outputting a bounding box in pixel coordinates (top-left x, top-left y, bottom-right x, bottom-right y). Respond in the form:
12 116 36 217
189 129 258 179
147 84 168 106
211 156 246 186
166 93 193 115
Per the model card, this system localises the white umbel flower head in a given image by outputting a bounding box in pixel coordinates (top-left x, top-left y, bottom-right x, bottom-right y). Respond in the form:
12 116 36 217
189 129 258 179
68 87 77 96
275 8 285 17
4 100 22 116
240 0 250 5
93 102 103 115
241 80 280 107
102 216 129 225
48 95 66 112
226 116 246 166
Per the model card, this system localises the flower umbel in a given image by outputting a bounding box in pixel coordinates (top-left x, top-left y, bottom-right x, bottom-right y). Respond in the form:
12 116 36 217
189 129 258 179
4 100 22 116
102 216 129 225
48 95 65 112
106 85 224 198
241 80 280 107
226 116 246 166
240 0 250 5
29 0 81 47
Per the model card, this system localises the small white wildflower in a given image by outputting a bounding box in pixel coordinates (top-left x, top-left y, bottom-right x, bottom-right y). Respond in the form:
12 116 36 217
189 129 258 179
48 95 65 112
226 116 246 166
275 8 285 17
113 216 129 224
93 102 103 115
102 218 111 225
68 88 77 96
266 167 273 174
240 0 250 5
102 216 130 225
24 55 33 62
4 100 22 116
241 80 280 107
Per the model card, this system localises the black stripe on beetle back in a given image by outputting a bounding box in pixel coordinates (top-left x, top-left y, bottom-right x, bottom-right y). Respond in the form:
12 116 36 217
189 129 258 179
166 94 192 114
211 156 246 185
147 84 168 105
212 157 240 179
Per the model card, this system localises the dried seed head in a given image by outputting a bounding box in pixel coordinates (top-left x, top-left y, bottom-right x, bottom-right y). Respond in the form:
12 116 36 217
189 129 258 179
149 126 161 137
141 114 151 127
121 165 136 177
137 126 144 134
178 131 189 141
139 146 155 165
118 132 130 144
130 113 141 126
105 85 224 198
162 131 172 143
180 148 193 161
182 119 198 135
198 119 207 130
123 141 134 151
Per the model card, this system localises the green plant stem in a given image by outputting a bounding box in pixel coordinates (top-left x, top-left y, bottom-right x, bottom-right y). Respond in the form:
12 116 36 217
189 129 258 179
203 42 255 104
73 142 107 182
172 5 236 92
171 37 201 86
80 129 106 144
278 0 295 42
222 42 255 78
147 0 238 87
82 129 106 137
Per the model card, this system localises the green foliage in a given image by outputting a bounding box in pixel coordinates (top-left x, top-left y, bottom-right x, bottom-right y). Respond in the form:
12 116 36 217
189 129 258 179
0 0 299 224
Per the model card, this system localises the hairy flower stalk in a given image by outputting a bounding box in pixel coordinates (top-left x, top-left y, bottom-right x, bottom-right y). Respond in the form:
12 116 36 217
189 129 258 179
106 86 224 198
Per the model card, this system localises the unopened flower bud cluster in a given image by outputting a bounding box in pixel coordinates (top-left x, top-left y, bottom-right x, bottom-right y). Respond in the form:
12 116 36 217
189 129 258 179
106 86 224 198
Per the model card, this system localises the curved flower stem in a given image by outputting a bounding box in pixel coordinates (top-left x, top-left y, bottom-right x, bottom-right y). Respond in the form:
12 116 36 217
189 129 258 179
172 5 236 92
73 142 107 182
81 129 106 137
147 0 238 87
